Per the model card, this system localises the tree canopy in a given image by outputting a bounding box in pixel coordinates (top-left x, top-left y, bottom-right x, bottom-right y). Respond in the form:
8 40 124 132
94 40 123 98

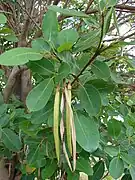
0 0 135 179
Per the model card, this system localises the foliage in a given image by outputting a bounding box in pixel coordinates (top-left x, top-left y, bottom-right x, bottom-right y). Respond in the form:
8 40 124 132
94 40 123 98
0 0 135 179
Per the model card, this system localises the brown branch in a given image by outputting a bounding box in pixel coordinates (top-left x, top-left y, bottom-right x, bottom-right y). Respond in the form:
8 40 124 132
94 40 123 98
116 4 135 12
85 0 94 12
3 66 28 103
16 1 41 30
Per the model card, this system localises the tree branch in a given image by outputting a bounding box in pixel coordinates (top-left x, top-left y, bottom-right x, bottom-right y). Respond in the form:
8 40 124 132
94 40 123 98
16 1 41 31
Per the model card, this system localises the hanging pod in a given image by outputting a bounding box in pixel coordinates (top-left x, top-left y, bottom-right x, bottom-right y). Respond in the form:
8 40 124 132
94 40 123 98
53 85 60 163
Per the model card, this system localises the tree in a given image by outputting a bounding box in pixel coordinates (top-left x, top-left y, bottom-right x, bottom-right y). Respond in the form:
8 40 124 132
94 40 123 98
0 0 135 179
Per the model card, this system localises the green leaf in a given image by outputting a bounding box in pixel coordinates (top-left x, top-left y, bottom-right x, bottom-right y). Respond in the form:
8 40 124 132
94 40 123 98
32 38 51 52
41 159 57 179
74 112 100 152
121 152 135 166
92 160 105 180
55 62 71 83
28 59 54 76
87 79 115 93
30 102 53 124
109 157 124 179
76 157 93 175
0 48 43 66
67 170 79 180
119 104 128 117
57 29 79 52
27 143 45 165
0 13 7 24
2 128 22 152
0 104 7 115
78 84 101 116
48 5 89 18
91 60 110 79
42 10 58 43
0 115 9 127
4 34 19 42
104 8 113 35
107 119 121 137
104 146 119 157
74 30 100 52
57 43 73 52
26 78 54 111
108 0 118 6
130 166 135 180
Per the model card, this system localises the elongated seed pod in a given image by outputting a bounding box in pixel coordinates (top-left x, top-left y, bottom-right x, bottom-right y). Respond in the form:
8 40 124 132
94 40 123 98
53 85 60 163
65 82 76 171
66 83 72 155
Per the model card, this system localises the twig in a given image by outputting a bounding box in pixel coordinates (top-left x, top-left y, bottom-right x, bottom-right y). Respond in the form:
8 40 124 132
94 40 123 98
16 1 41 30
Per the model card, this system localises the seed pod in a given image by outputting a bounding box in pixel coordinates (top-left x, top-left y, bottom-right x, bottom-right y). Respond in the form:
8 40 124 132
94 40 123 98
65 82 76 171
66 83 72 155
53 85 60 163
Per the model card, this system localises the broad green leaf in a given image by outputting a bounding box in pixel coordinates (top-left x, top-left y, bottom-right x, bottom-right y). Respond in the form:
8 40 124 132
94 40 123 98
28 59 54 76
26 78 54 111
4 34 19 42
92 160 105 180
76 157 93 175
48 5 89 18
0 104 7 115
57 29 79 52
42 10 58 43
87 79 115 93
121 152 135 166
32 38 51 52
41 159 57 179
108 0 118 6
74 112 100 152
109 157 124 179
0 48 43 66
57 29 79 45
2 128 22 152
91 60 110 79
67 170 79 180
78 84 101 116
104 8 113 35
99 0 117 10
27 143 45 165
55 62 71 83
30 103 53 124
0 115 9 127
130 166 135 180
57 43 73 52
0 13 7 24
74 30 100 52
119 104 128 117
104 146 119 157
107 119 121 137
